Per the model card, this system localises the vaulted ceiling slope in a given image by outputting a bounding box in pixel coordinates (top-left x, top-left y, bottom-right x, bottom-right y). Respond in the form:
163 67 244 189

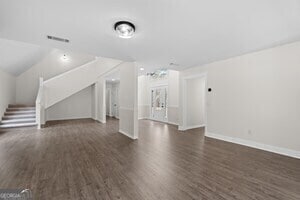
0 0 300 72
0 38 50 76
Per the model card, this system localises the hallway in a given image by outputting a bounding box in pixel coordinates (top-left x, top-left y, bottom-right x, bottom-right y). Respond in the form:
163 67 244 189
0 119 299 200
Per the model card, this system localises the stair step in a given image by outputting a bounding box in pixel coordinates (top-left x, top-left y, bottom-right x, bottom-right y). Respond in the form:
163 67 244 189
0 122 37 128
2 114 36 120
8 104 35 108
5 110 36 115
7 107 35 111
1 118 36 124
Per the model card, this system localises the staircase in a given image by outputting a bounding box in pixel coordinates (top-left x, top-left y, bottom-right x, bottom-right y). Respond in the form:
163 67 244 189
30 57 123 128
0 104 37 128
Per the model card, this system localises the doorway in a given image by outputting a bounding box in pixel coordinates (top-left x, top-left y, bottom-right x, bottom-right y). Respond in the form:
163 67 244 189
111 84 119 118
104 69 120 121
106 88 112 117
150 86 168 122
181 74 207 131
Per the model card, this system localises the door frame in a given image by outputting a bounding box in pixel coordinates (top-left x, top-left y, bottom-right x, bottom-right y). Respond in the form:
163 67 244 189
180 73 207 131
149 85 169 123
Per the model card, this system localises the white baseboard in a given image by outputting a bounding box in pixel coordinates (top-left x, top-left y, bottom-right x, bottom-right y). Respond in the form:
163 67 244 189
178 126 185 131
205 132 300 159
97 119 106 124
119 129 137 140
138 118 178 126
167 121 178 126
179 124 205 131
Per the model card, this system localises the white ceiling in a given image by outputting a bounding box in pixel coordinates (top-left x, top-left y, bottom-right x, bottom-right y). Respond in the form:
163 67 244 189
0 0 300 72
0 38 50 75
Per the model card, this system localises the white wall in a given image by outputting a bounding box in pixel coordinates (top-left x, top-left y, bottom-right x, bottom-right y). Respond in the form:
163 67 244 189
0 69 16 117
180 41 300 155
46 86 92 121
138 75 150 119
186 77 205 128
167 70 179 125
16 49 95 104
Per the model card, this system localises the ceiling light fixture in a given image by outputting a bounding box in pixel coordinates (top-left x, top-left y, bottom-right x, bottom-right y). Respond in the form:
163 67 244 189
112 79 115 81
140 68 144 71
114 21 135 38
61 54 69 61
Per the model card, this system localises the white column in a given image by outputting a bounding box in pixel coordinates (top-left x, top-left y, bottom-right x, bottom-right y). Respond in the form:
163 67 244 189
119 62 138 139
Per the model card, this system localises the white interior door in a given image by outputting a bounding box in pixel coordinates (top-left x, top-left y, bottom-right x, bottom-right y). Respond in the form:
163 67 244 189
151 86 168 122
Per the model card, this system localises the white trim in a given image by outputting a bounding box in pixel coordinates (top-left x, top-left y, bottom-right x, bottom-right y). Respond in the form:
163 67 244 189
98 119 106 124
138 118 178 126
178 126 185 131
179 124 205 131
205 132 300 159
167 121 178 126
119 129 138 140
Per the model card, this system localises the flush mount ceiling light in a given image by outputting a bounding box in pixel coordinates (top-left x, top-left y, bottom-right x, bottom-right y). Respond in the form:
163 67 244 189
140 67 145 71
114 21 135 38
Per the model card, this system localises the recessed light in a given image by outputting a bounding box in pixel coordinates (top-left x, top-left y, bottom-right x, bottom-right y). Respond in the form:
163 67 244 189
170 62 179 66
114 21 135 39
112 79 115 81
140 68 144 71
61 54 69 61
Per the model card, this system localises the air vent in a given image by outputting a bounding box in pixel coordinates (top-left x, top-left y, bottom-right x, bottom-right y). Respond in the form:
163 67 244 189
47 35 70 43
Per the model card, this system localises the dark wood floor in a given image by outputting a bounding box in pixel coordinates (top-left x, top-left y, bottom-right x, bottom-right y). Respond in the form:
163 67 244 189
0 118 299 200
